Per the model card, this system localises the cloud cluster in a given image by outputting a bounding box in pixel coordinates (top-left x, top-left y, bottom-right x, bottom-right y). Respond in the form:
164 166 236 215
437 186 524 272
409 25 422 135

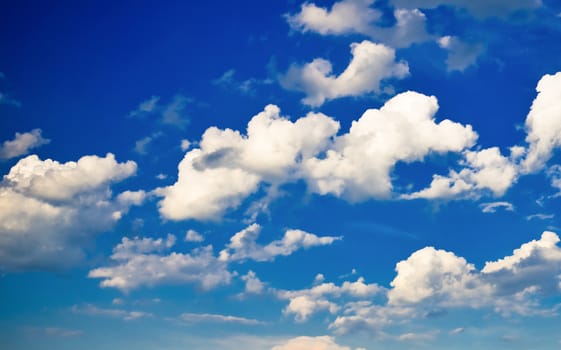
404 72 561 200
280 40 409 106
0 129 50 160
158 91 478 220
0 153 140 271
129 94 190 128
89 224 339 292
277 276 382 322
328 231 561 334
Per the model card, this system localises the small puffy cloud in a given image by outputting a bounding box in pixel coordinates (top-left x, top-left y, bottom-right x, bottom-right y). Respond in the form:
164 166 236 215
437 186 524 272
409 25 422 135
185 229 204 242
179 312 263 325
397 331 438 342
521 72 561 173
134 132 162 155
280 40 409 107
403 147 518 200
219 223 341 262
271 336 353 350
0 129 50 160
242 270 265 294
0 153 138 271
180 139 191 151
438 36 483 72
71 304 151 321
479 201 514 213
389 0 541 19
286 1 432 48
88 235 231 292
278 276 381 322
304 91 477 201
287 0 380 36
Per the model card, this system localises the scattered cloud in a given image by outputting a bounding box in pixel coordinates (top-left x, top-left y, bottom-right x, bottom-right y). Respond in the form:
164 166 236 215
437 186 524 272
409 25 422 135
280 40 409 106
179 312 263 325
213 69 273 95
43 327 84 337
185 229 204 242
88 236 231 292
218 223 341 263
526 213 554 220
71 304 152 321
128 95 190 128
389 0 541 19
286 1 432 48
134 132 163 155
438 36 484 72
89 225 338 292
0 129 50 160
479 201 514 213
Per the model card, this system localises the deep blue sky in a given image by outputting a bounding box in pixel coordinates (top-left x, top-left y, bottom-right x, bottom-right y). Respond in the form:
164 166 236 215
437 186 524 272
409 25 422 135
1 1 561 349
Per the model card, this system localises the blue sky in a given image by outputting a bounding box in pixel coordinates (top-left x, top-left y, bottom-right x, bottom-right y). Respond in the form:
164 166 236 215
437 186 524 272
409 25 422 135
2 0 561 349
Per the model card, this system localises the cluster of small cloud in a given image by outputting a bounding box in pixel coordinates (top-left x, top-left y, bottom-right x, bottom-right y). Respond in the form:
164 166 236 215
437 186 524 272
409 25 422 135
285 0 544 76
156 90 479 220
129 94 190 128
407 72 561 201
88 224 340 292
222 230 561 336
0 153 142 271
322 231 561 334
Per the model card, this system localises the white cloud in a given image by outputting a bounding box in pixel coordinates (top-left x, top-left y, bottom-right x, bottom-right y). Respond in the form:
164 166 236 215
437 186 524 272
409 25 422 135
271 336 353 350
303 91 477 201
90 225 338 292
185 229 204 242
389 0 541 19
521 72 561 173
179 312 263 325
88 235 231 292
71 304 151 321
329 232 561 334
277 276 381 322
479 201 514 213
0 129 50 160
287 0 380 36
388 246 490 305
286 1 432 48
180 139 191 151
0 153 139 271
219 223 341 262
526 213 554 221
397 331 438 342
156 104 339 220
280 40 409 107
403 147 518 200
438 36 484 72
